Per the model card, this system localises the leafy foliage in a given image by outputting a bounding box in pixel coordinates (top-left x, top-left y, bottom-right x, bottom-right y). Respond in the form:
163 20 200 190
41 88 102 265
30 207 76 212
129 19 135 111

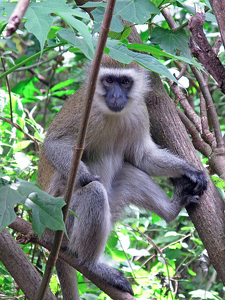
0 0 225 299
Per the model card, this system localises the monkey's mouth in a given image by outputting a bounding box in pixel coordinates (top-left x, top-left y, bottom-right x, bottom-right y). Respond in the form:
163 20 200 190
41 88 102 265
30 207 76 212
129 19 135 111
107 104 125 112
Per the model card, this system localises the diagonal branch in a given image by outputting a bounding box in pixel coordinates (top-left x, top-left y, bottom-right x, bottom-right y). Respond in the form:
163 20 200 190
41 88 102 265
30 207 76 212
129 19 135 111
189 9 225 94
8 217 135 300
36 0 117 299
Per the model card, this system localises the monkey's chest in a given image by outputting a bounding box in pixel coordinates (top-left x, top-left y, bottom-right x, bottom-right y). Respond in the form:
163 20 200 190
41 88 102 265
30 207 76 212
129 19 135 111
83 149 124 191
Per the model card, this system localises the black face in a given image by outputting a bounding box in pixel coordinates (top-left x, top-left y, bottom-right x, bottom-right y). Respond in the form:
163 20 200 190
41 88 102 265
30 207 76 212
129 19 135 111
101 75 133 112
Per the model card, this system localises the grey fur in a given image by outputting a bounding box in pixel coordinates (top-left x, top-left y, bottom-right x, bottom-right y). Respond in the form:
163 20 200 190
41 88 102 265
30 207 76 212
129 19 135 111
38 55 207 298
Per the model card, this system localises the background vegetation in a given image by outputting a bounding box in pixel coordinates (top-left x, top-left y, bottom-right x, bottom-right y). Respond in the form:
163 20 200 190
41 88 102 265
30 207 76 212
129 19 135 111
0 0 225 299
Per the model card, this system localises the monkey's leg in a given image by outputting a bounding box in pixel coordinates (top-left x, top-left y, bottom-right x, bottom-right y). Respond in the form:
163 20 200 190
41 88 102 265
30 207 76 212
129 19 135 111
111 163 197 223
56 259 80 300
58 180 133 297
67 181 111 262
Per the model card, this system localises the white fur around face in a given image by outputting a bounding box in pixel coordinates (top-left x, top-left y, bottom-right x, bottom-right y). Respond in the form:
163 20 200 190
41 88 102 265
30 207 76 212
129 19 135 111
94 67 149 115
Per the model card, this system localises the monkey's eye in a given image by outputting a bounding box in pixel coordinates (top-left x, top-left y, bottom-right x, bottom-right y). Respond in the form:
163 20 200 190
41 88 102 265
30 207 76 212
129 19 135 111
104 76 114 85
120 77 132 87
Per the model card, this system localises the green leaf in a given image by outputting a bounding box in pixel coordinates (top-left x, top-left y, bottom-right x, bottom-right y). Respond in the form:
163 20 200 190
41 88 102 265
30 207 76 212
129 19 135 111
49 275 60 294
22 0 94 55
17 181 66 237
151 27 192 59
58 12 94 56
92 0 159 33
128 43 202 67
0 178 24 232
57 28 94 60
189 289 219 299
188 269 196 276
13 141 32 152
24 192 65 237
49 79 75 93
113 0 159 25
211 176 225 190
0 178 66 237
24 5 54 52
106 41 178 82
126 248 149 256
14 152 31 170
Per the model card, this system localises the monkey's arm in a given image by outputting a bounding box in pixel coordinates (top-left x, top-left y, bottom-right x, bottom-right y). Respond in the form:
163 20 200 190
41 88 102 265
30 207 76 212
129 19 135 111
132 140 207 196
43 135 99 186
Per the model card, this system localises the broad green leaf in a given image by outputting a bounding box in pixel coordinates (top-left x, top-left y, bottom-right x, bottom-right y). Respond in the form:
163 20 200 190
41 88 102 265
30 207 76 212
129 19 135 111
51 90 75 97
0 178 66 237
188 269 196 276
92 0 159 33
49 275 60 294
24 192 65 237
110 249 127 262
113 0 159 25
17 180 66 237
106 41 178 82
22 0 94 55
128 43 202 67
151 27 192 59
81 2 107 8
0 178 24 232
134 268 149 285
126 248 149 256
58 12 94 56
24 6 54 52
57 28 94 60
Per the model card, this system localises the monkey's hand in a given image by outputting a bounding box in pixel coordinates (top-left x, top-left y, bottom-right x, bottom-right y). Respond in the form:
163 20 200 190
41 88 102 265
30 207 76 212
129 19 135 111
184 169 208 196
171 170 207 207
78 172 101 187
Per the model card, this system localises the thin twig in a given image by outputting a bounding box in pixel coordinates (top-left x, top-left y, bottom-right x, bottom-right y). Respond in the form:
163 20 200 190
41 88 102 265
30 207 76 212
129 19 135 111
176 63 187 80
190 65 224 149
177 109 212 157
170 81 202 133
36 0 117 299
0 117 41 149
200 93 216 148
0 54 13 122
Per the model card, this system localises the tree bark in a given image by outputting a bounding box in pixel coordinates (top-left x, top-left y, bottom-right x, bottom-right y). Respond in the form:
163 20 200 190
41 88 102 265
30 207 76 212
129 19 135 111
209 0 225 49
0 229 56 300
8 217 135 300
146 73 225 284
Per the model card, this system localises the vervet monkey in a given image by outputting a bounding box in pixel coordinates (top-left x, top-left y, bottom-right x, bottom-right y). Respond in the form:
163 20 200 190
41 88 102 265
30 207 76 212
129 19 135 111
37 55 207 297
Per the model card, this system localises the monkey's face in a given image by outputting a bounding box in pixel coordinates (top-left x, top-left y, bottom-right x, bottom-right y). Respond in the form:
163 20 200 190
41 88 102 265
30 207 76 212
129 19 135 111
100 75 133 112
94 68 140 114
94 65 148 115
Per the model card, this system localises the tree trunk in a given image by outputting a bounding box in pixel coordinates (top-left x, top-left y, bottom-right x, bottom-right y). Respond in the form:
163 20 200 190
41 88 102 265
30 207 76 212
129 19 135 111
147 72 225 284
0 229 56 300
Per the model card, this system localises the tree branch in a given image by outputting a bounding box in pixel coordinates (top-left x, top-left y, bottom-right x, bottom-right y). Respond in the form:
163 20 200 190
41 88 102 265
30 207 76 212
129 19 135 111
190 65 224 149
6 0 30 37
0 116 41 149
189 9 225 94
0 229 56 300
36 1 117 299
170 81 202 133
146 71 225 285
209 0 225 49
8 217 135 300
